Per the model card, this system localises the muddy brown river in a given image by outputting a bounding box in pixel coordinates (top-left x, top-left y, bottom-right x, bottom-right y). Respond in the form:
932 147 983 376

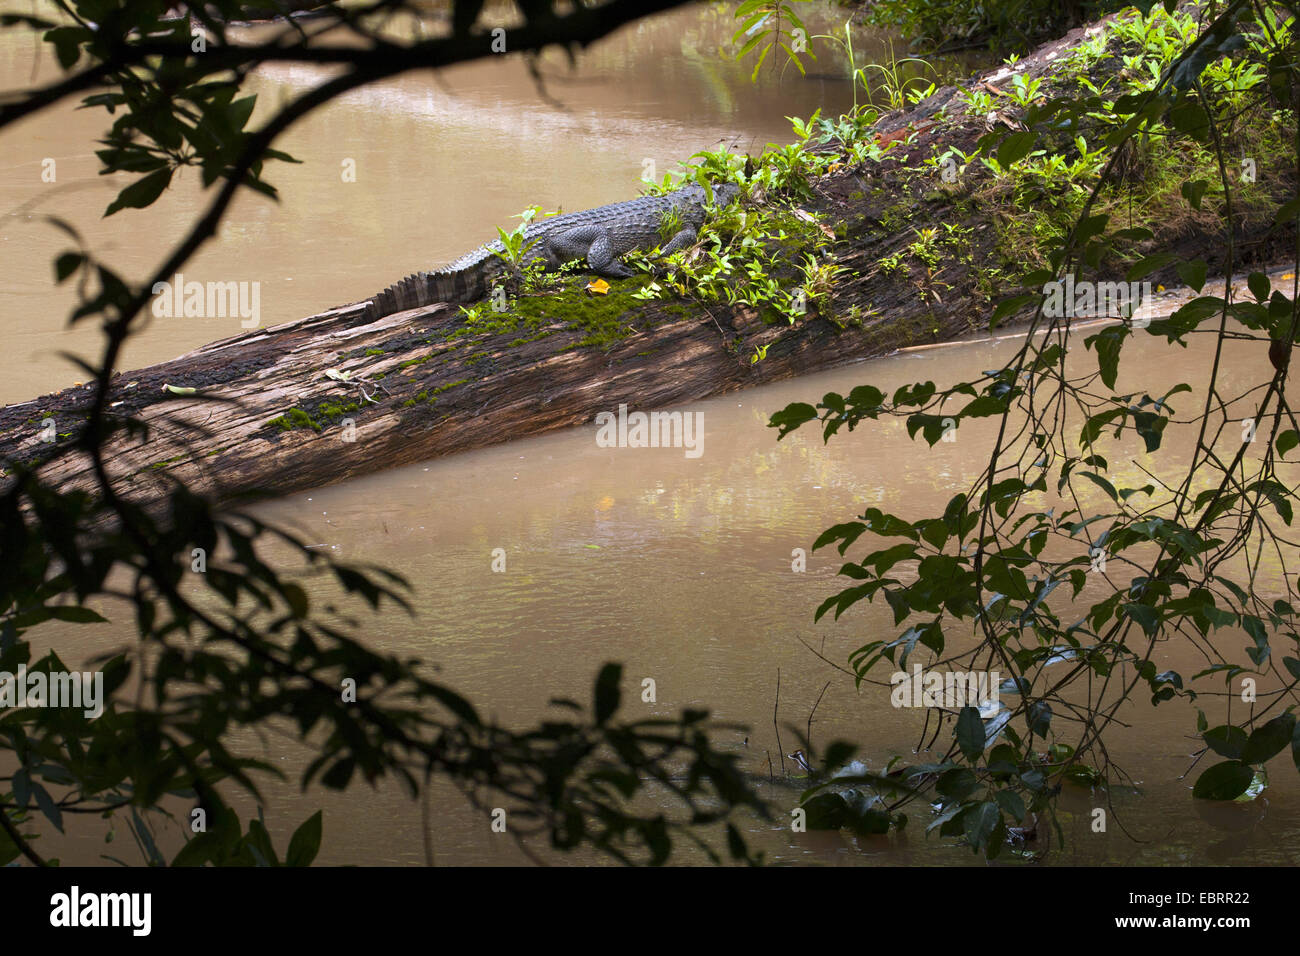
2 2 1297 865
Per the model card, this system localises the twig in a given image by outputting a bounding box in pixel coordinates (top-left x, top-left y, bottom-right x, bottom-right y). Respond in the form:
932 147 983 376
0 808 47 867
773 668 785 776
806 681 831 759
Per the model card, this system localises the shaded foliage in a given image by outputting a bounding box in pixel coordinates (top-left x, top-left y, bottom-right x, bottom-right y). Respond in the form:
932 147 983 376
774 0 1300 857
0 0 767 867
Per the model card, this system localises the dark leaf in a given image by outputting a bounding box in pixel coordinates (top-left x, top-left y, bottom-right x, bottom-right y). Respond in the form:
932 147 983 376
594 662 621 725
285 811 323 867
104 168 174 217
1192 760 1254 800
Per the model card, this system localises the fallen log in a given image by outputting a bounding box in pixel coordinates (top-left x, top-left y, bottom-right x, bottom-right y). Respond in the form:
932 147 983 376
1 15 1293 510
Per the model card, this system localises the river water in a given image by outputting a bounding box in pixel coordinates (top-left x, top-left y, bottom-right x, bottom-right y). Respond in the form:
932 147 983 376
3 2 1297 866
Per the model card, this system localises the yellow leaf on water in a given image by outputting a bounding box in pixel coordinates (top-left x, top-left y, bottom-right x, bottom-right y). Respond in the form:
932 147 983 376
586 279 610 295
596 495 615 511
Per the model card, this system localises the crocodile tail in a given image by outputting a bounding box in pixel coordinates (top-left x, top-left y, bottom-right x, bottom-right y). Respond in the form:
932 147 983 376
365 266 493 322
366 272 431 322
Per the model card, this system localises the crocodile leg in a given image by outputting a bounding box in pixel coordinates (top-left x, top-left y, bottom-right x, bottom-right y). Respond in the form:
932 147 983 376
657 225 698 257
589 240 637 278
547 225 637 278
636 226 700 279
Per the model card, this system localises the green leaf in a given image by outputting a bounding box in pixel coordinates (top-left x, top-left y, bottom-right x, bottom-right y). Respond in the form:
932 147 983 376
1248 272 1271 303
1203 724 1247 759
1123 603 1160 637
1027 701 1052 737
769 402 818 438
1172 47 1216 90
1073 214 1110 246
725 822 747 860
734 28 772 62
285 811 323 867
321 758 355 790
48 606 108 624
802 792 847 829
1276 430 1298 458
228 96 257 133
1125 253 1178 282
105 168 174 217
171 831 221 867
425 684 480 727
1166 96 1208 137
1084 326 1127 390
593 662 621 725
963 800 1000 849
1079 470 1118 502
1293 719 1300 773
937 767 979 799
0 825 20 866
1274 196 1300 224
996 131 1037 167
1240 714 1296 764
1175 259 1207 293
33 783 63 833
993 292 1038 327
281 582 309 619
44 26 86 69
812 521 868 555
54 253 83 283
1192 760 1254 800
994 788 1026 822
1181 179 1209 209
246 817 278 866
955 706 984 761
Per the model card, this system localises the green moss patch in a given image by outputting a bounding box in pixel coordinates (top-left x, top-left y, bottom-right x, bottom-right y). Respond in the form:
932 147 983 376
268 399 360 433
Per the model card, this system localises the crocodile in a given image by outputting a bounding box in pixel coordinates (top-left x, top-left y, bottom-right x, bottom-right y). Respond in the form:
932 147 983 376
365 182 740 322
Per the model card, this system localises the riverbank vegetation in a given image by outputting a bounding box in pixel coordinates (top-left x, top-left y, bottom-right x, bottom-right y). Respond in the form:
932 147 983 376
765 0 1300 857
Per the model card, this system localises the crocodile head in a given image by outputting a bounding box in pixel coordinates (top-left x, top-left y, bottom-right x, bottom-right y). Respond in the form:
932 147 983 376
710 182 741 206
680 181 740 207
